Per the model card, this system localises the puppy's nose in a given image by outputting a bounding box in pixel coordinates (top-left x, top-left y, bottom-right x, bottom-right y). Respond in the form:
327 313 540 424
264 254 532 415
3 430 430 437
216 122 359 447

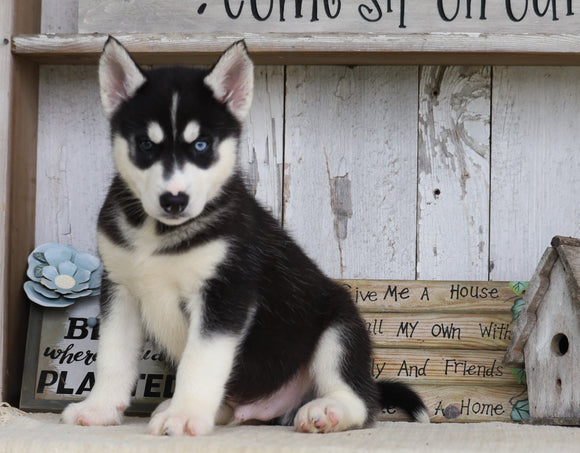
160 191 189 215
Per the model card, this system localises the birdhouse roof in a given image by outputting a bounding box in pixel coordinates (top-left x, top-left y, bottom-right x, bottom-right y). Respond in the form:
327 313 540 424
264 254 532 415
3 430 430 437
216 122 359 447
504 236 580 367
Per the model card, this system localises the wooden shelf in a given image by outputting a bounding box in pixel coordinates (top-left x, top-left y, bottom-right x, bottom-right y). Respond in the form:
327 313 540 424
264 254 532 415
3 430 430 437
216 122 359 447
11 32 580 66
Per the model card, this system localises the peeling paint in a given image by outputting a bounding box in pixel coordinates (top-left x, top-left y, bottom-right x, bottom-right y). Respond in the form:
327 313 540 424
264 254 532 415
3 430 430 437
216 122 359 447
330 174 353 240
248 147 259 197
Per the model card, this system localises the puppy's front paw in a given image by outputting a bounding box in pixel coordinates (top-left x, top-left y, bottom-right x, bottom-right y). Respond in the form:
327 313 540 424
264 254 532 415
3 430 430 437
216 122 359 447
61 400 125 426
148 404 214 436
294 398 348 433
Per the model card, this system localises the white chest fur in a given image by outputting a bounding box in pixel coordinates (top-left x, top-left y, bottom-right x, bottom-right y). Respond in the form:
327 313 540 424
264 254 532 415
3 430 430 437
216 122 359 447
98 218 229 360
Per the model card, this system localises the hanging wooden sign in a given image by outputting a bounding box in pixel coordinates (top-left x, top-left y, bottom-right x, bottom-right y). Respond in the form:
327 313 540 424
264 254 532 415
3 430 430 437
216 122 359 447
79 0 578 34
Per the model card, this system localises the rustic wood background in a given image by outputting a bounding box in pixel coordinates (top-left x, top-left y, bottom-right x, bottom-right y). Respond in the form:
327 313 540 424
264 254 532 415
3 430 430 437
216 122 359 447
36 0 580 284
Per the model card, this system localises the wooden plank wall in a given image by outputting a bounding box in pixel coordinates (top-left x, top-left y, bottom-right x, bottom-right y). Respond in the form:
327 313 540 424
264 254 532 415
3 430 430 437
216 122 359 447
36 1 580 282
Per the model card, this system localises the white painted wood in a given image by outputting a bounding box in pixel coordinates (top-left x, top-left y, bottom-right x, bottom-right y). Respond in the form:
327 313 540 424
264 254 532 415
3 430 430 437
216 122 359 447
35 66 112 255
417 66 491 280
490 67 580 282
0 0 15 401
284 66 418 279
41 0 78 33
79 0 580 34
240 66 285 221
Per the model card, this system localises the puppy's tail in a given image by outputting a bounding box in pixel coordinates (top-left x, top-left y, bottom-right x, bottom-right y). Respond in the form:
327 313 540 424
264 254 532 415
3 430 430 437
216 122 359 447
376 380 430 423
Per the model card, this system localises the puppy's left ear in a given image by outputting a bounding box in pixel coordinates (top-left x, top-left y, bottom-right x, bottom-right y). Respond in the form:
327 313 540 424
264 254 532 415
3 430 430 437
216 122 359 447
204 41 254 121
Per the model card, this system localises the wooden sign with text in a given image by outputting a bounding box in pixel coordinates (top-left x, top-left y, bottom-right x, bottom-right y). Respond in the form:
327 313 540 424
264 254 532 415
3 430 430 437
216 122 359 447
79 0 579 34
21 279 527 422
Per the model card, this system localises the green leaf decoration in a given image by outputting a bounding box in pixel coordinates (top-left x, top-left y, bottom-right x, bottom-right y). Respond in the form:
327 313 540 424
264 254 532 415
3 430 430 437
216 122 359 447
33 252 48 264
510 281 529 296
511 298 526 322
511 368 527 385
510 399 530 422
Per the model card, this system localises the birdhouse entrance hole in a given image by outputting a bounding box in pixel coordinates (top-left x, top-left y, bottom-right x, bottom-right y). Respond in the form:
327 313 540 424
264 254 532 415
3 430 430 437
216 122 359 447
551 333 569 357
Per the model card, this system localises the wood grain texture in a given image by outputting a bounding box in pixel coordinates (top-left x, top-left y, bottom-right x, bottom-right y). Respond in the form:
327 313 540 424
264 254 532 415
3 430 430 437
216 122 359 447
284 65 418 279
13 33 580 66
490 67 580 282
340 280 518 313
504 247 558 366
239 66 285 221
524 259 580 419
41 0 79 33
0 0 14 403
378 384 527 423
3 0 41 406
417 66 491 280
363 312 513 350
35 65 112 255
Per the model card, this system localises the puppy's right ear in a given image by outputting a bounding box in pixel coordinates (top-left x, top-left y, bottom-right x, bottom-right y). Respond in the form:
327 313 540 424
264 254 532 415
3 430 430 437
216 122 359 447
99 37 146 118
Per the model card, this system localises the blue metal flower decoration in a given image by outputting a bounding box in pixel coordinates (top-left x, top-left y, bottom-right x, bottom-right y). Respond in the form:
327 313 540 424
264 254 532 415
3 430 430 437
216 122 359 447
23 243 102 308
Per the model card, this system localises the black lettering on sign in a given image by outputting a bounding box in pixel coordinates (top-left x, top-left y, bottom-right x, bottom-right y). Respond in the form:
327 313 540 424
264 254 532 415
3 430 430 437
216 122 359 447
64 317 99 340
37 370 96 395
461 398 505 416
437 0 488 21
397 358 430 377
478 322 512 340
449 284 499 300
397 321 419 337
444 358 503 377
431 322 462 340
224 0 342 22
371 358 387 378
43 343 97 366
132 373 176 398
434 399 505 418
366 318 385 335
383 285 410 302
358 0 406 27
505 0 562 22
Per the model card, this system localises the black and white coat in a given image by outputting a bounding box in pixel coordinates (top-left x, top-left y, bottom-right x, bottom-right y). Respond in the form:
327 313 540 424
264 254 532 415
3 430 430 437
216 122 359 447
61 38 428 436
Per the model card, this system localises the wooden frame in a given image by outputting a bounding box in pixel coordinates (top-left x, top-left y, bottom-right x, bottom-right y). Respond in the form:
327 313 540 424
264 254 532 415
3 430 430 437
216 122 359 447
1 0 40 406
12 32 580 66
2 0 580 406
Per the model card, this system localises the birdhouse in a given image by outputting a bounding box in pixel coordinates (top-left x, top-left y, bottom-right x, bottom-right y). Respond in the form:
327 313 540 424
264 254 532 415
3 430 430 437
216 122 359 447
505 236 580 425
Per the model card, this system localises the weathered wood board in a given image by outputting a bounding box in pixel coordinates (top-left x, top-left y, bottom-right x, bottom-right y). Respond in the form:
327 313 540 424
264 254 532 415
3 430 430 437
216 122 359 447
362 312 513 350
79 0 580 34
417 66 490 281
490 67 580 282
341 280 520 312
378 384 528 423
284 65 418 279
372 348 515 384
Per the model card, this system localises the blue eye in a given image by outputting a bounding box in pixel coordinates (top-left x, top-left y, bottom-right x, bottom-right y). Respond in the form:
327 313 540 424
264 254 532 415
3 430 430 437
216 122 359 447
194 140 209 152
137 138 154 153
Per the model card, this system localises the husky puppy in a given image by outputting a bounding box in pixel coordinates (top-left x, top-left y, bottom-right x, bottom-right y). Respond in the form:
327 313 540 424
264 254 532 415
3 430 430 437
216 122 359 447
61 37 428 436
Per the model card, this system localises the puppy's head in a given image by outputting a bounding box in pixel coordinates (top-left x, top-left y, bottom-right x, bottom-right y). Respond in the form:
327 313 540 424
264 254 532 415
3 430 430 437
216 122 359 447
99 37 254 226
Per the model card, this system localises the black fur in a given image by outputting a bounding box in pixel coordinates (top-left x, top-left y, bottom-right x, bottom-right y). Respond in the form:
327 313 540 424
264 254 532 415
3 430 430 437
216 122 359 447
97 40 427 428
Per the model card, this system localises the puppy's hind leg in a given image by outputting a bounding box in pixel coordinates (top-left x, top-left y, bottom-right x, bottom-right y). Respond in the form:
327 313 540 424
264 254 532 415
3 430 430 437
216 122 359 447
294 326 371 433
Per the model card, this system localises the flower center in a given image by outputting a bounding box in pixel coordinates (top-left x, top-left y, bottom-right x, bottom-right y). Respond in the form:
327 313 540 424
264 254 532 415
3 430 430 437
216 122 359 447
54 274 76 290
